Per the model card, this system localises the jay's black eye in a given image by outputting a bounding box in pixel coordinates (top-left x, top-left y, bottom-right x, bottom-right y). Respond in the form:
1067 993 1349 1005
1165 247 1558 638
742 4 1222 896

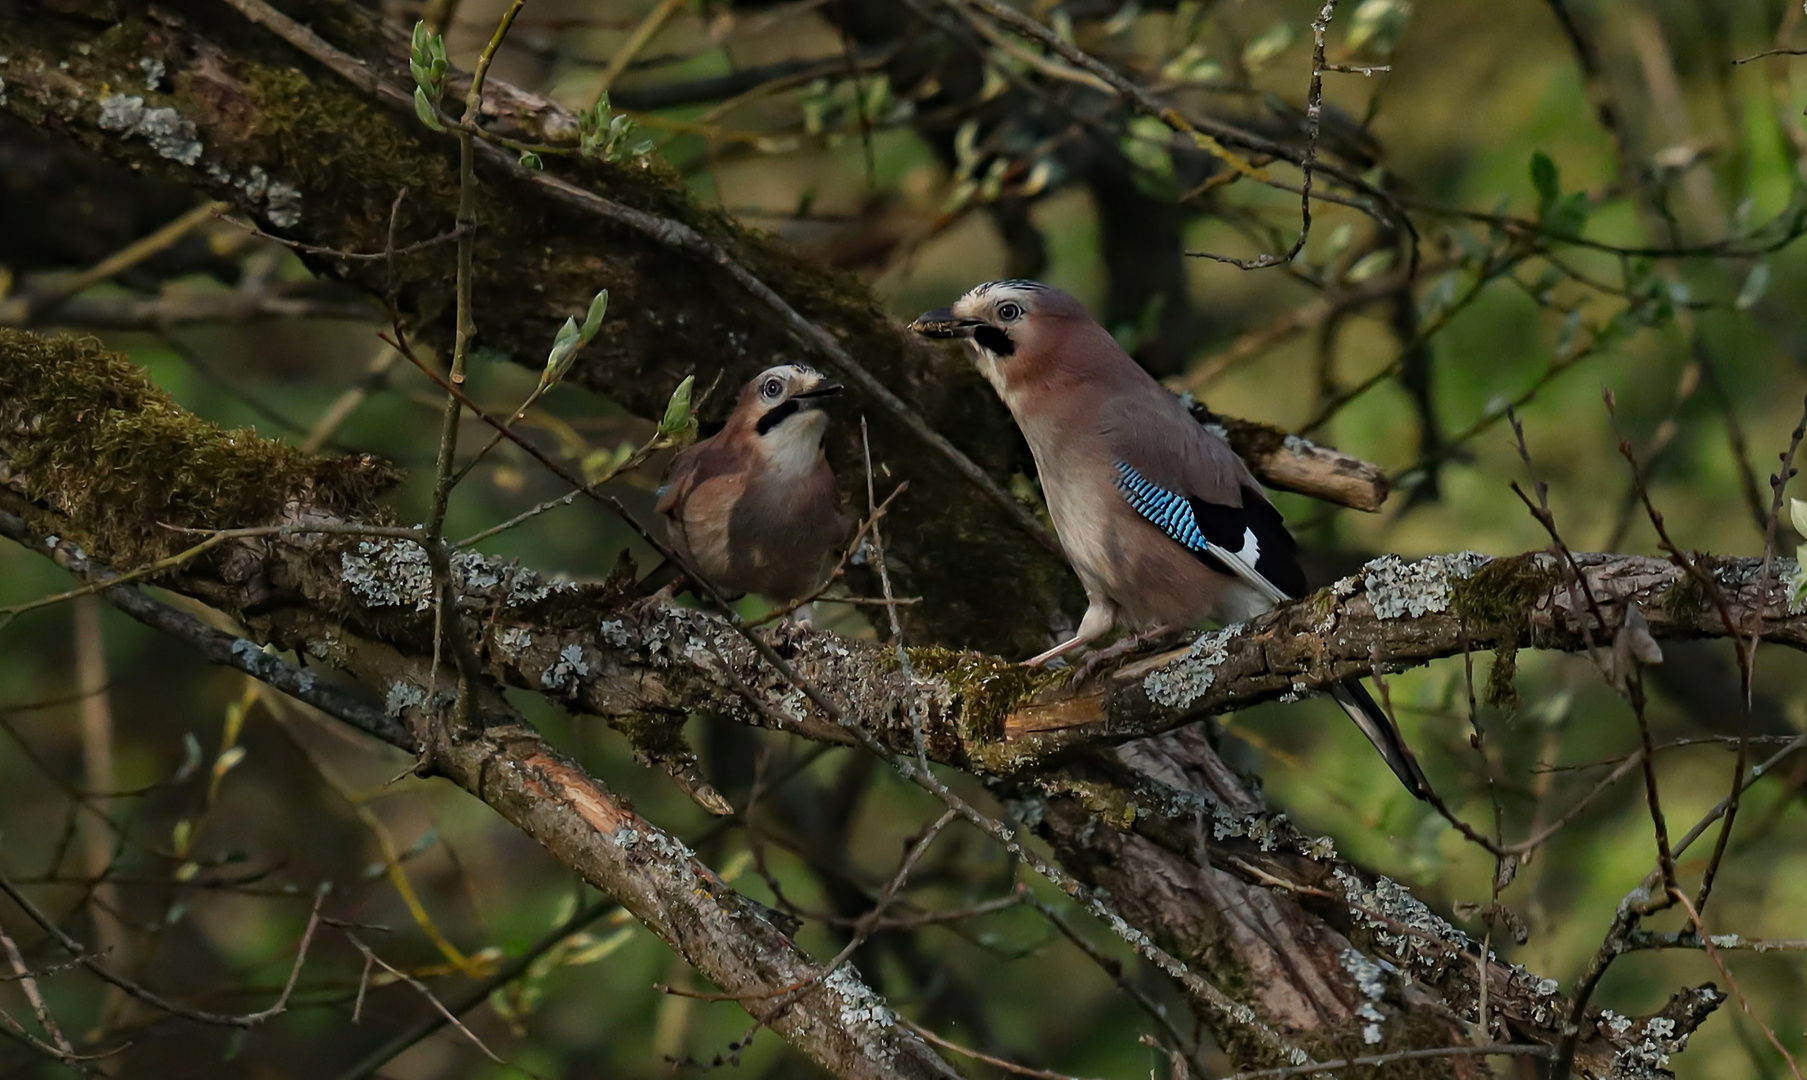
996 301 1023 322
762 377 784 399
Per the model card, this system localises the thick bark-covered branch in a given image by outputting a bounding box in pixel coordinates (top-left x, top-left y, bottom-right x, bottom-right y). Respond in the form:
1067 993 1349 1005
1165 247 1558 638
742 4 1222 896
0 330 958 1079
0 0 1384 655
0 330 1734 1075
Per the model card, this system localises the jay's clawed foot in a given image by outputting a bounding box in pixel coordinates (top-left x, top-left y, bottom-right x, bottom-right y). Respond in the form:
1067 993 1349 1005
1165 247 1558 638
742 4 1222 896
1065 624 1185 685
1023 624 1184 686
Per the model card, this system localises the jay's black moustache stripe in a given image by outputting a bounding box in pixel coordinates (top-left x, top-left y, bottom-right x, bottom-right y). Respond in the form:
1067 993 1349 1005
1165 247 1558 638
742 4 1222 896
973 324 1015 356
756 399 801 435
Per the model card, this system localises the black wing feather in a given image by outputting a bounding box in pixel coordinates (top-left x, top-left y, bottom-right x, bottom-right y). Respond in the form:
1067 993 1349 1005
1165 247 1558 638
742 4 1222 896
1113 462 1306 597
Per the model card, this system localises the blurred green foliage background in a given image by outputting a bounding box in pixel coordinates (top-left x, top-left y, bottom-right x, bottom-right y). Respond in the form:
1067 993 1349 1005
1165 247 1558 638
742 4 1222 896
2 0 1806 1076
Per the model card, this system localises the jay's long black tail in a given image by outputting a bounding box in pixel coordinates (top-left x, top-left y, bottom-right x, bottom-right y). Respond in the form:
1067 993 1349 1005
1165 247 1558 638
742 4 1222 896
1329 680 1433 801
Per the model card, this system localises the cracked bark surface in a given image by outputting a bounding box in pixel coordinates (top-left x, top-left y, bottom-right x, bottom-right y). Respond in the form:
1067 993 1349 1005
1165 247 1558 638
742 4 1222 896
0 328 1750 1076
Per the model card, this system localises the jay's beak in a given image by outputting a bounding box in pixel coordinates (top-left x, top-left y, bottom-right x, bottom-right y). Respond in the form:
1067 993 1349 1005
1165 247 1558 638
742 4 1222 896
792 380 845 402
910 308 983 339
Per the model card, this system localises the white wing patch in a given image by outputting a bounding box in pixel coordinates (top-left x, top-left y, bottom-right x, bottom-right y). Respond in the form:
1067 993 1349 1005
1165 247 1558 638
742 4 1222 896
1230 527 1260 567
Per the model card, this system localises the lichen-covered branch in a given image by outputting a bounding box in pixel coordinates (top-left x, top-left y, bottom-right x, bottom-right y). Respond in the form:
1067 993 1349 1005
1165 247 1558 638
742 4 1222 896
0 329 1736 1074
0 330 959 1080
0 0 1382 654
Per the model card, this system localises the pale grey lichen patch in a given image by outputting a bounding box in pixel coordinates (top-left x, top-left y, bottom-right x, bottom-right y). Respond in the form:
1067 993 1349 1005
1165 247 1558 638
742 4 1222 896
1364 551 1490 619
598 620 632 648
1601 992 1720 1075
773 685 810 725
341 539 575 610
1339 946 1389 999
1142 624 1238 708
202 162 305 228
1003 792 1047 829
0 76 7 107
821 966 901 1062
1779 557 1807 615
342 540 433 609
1335 867 1472 980
1337 945 1399 1045
138 57 165 90
263 175 304 228
541 643 591 691
494 626 533 659
97 94 203 165
385 680 427 717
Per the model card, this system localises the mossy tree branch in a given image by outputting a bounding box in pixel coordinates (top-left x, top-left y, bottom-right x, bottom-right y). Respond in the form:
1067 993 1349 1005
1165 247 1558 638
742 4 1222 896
0 330 961 1080
0 0 1386 656
0 329 1739 1074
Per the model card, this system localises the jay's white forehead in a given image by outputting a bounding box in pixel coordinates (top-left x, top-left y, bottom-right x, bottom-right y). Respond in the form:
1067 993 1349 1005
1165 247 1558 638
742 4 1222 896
964 279 1049 301
758 363 824 382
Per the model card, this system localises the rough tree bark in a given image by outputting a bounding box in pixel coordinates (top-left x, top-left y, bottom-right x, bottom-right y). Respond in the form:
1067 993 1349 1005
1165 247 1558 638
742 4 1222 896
1 329 1751 1076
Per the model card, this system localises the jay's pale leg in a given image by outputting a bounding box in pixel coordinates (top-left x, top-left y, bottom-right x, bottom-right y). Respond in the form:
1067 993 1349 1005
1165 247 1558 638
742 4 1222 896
1069 622 1184 683
1023 601 1115 667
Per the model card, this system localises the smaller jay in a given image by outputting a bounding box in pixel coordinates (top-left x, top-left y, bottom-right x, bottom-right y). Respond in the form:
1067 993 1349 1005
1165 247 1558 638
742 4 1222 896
656 364 851 617
912 280 1431 800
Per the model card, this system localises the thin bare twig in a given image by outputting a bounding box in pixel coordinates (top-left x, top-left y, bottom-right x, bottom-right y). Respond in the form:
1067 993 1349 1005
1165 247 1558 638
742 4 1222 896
1669 890 1804 1080
343 933 504 1065
0 872 328 1029
213 0 1063 556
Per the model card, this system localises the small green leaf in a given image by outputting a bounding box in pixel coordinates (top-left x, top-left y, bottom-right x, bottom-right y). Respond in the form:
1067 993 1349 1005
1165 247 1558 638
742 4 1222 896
1555 308 1586 358
1735 262 1770 311
519 151 543 170
564 926 636 966
544 317 582 383
1732 196 1756 232
1346 0 1412 57
1241 22 1296 71
212 744 247 778
1542 191 1589 239
1344 248 1396 284
580 288 609 341
1789 497 1807 538
1418 270 1460 321
658 375 696 439
1529 151 1560 213
1320 222 1357 263
952 119 982 173
174 732 204 782
411 20 431 61
413 87 446 131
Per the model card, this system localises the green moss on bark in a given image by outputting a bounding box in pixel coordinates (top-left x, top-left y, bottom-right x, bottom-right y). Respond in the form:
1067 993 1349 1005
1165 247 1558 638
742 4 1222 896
907 646 1067 747
0 329 397 563
1450 554 1560 628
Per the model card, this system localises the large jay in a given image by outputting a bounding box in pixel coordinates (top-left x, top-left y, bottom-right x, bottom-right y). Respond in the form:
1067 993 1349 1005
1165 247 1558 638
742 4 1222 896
657 364 851 617
912 279 1431 800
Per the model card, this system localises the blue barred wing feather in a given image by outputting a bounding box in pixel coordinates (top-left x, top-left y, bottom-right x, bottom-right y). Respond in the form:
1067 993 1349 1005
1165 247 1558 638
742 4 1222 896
1112 461 1307 598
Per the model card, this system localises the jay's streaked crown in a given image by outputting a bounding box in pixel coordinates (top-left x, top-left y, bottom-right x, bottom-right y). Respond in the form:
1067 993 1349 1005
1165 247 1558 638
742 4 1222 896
909 279 1088 361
